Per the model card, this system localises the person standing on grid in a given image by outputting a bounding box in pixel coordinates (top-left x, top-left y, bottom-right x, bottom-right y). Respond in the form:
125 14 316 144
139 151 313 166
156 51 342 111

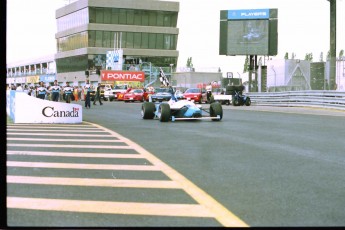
37 81 49 100
51 80 61 102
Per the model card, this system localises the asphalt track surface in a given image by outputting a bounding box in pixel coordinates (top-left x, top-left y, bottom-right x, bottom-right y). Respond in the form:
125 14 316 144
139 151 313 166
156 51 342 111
6 100 345 227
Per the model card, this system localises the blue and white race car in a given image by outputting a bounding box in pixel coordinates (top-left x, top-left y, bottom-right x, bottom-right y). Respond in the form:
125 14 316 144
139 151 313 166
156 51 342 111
141 89 223 122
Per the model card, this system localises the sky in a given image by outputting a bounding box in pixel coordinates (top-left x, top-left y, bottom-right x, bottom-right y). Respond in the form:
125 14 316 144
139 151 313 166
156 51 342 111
6 0 345 77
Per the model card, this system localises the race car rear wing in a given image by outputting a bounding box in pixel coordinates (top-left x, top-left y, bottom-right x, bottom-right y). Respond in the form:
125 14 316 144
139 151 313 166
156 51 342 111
171 115 221 122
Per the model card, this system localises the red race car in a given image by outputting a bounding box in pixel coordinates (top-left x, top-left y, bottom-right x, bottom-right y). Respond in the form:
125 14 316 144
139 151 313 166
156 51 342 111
123 89 145 102
117 88 132 101
183 88 207 104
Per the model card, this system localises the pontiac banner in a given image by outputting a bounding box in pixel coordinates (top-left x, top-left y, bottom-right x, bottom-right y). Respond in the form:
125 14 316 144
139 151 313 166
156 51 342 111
101 71 145 82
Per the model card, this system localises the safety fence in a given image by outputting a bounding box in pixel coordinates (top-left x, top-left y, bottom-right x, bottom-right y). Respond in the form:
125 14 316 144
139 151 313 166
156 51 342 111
247 91 345 111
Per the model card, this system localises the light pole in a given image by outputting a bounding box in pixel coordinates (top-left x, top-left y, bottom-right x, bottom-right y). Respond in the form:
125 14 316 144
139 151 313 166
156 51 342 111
271 65 276 92
170 64 174 85
328 0 336 90
141 62 152 85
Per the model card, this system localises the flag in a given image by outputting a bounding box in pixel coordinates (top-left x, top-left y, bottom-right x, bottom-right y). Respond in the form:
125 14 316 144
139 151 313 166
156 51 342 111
159 68 169 87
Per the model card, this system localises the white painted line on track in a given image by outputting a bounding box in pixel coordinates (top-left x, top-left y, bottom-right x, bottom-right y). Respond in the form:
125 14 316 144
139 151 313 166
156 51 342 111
7 161 159 171
7 132 113 137
86 121 249 227
7 122 249 227
7 175 181 189
7 144 132 149
7 151 144 159
7 123 94 127
7 138 122 143
7 129 107 133
7 126 99 130
7 197 216 218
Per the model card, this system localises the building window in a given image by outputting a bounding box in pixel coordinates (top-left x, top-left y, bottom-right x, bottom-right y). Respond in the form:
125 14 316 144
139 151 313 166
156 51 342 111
120 32 127 48
134 33 142 49
57 8 88 32
141 33 149 49
149 33 156 49
111 9 119 24
142 11 149 26
57 32 88 52
126 32 134 48
104 8 112 24
95 8 104 23
78 7 178 28
56 55 88 73
148 11 157 26
157 12 164 27
119 9 127 24
57 31 177 52
156 34 164 49
103 31 111 47
89 31 95 47
126 10 134 25
95 31 103 47
134 11 142 25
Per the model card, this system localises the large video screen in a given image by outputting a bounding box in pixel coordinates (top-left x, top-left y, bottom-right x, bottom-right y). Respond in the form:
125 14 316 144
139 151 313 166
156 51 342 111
219 9 278 56
227 20 269 55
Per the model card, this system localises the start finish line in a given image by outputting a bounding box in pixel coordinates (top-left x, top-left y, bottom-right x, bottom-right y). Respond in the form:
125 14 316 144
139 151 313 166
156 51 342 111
6 91 82 124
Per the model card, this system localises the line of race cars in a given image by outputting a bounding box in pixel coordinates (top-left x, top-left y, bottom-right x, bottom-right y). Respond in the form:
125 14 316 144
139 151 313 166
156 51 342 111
103 85 251 107
100 85 251 122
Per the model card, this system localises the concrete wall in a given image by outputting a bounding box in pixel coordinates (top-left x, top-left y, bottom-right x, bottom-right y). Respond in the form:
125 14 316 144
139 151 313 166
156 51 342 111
172 72 222 89
267 59 311 91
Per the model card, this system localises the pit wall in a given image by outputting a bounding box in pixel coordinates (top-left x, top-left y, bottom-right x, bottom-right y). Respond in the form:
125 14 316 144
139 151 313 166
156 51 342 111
6 90 82 124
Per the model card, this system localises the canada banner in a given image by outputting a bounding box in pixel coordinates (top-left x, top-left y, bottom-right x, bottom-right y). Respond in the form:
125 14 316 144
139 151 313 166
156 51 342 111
101 71 145 82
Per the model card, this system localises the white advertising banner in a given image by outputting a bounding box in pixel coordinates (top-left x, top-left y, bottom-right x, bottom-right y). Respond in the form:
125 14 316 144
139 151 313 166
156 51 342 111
7 91 82 124
106 50 123 70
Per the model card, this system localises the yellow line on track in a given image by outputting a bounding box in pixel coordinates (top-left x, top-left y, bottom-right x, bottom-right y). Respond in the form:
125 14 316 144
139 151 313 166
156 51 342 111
7 161 159 171
7 175 180 189
7 197 215 218
7 151 143 159
87 122 249 227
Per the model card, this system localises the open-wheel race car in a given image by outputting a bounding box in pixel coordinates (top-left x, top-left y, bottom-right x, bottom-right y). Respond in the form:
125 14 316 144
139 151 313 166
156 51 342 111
141 89 223 122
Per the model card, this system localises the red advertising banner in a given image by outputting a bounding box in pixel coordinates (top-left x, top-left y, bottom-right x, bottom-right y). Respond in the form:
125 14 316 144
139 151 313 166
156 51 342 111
101 71 145 82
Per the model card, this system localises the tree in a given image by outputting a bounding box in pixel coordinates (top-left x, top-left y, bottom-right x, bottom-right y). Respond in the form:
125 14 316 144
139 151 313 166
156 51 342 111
339 49 344 58
327 50 330 61
291 52 296 60
304 53 313 61
284 52 289 59
186 57 193 68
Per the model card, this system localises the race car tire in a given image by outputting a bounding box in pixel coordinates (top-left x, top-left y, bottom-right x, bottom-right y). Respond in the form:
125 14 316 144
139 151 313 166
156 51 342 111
232 98 240 106
159 103 171 122
141 102 155 119
210 102 223 121
245 97 251 106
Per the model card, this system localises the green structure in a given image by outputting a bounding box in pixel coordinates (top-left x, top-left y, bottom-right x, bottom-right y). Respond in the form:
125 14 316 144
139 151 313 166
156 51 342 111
55 0 179 84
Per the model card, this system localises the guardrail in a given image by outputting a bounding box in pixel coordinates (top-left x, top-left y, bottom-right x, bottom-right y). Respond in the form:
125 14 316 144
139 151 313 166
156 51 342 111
247 90 345 111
